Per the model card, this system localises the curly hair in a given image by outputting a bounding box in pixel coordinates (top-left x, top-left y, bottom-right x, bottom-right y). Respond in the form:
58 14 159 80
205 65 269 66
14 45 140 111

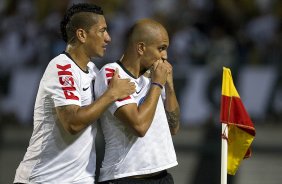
60 3 103 43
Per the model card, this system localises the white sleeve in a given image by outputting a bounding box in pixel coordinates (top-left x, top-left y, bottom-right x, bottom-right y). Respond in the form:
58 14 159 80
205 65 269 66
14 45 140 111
94 66 136 115
46 62 81 107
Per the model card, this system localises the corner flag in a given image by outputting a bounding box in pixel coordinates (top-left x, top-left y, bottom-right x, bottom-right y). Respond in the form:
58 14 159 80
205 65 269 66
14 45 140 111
220 67 256 175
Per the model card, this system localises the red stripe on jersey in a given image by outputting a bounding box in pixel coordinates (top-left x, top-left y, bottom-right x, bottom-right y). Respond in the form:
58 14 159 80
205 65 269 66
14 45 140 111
117 96 131 102
106 73 114 78
105 68 115 73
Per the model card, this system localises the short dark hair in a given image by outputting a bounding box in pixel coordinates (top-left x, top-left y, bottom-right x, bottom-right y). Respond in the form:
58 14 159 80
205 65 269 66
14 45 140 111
60 3 103 43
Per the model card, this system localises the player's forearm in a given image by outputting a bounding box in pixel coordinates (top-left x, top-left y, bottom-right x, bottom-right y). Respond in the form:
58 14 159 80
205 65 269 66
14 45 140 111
123 85 162 137
75 89 116 123
56 89 117 134
138 85 162 122
165 84 180 135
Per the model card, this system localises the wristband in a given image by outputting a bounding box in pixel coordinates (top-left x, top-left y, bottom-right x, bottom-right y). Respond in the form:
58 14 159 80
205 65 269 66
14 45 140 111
151 82 163 89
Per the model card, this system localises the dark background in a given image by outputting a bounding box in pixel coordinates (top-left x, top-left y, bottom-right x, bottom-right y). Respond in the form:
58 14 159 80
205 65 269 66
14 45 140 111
0 0 282 183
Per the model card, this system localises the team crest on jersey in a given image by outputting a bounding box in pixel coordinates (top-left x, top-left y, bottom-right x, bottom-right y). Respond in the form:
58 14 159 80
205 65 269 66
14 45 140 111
56 64 79 100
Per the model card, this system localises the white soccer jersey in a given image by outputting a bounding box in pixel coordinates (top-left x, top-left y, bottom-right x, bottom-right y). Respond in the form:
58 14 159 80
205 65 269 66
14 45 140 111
14 52 98 184
95 61 178 182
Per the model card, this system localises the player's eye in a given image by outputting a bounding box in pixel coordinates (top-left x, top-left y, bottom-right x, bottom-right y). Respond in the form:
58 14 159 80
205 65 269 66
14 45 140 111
100 27 107 32
158 46 167 52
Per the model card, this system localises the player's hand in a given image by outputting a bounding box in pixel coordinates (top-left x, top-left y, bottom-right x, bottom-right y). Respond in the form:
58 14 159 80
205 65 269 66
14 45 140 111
108 68 136 99
163 60 173 87
151 59 169 86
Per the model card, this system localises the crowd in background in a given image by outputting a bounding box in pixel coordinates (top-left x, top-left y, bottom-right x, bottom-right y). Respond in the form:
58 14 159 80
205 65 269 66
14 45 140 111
0 0 282 125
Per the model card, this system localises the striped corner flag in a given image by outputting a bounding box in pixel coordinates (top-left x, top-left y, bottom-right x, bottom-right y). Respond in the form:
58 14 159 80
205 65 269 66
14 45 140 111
220 67 256 175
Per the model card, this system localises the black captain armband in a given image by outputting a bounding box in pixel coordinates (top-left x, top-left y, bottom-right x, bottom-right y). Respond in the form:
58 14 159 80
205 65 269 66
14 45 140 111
151 82 163 89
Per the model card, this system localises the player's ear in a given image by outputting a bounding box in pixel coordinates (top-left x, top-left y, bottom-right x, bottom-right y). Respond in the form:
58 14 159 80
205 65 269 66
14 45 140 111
137 42 145 55
76 28 87 43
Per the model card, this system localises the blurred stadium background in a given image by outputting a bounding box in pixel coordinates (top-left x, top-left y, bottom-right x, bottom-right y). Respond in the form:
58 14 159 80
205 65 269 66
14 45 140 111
0 0 282 183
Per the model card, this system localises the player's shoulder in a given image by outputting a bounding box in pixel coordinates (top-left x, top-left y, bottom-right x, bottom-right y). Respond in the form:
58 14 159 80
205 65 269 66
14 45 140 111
100 62 119 71
87 61 97 71
48 53 72 68
87 61 99 76
98 62 121 76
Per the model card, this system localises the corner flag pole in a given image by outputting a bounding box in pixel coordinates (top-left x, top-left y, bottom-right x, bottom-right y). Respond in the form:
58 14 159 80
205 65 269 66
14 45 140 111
221 123 228 184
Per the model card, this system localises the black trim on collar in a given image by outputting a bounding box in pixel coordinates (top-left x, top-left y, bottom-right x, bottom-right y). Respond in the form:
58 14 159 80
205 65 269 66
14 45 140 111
116 60 137 79
63 51 89 74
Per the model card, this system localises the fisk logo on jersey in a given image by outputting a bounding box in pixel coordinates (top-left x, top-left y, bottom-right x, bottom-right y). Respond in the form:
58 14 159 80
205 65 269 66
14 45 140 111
56 64 79 100
105 68 116 84
105 67 131 102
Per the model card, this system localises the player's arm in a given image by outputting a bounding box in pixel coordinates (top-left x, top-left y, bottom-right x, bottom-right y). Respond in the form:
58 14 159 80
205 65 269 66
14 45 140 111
114 61 168 137
56 69 135 135
163 60 180 135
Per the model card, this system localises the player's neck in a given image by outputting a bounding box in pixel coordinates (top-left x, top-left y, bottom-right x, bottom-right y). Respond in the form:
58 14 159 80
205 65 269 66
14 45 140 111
120 55 140 78
65 45 89 71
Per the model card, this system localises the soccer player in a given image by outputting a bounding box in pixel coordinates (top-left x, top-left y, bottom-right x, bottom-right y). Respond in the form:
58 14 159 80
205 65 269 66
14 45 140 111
95 19 180 184
13 3 135 184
